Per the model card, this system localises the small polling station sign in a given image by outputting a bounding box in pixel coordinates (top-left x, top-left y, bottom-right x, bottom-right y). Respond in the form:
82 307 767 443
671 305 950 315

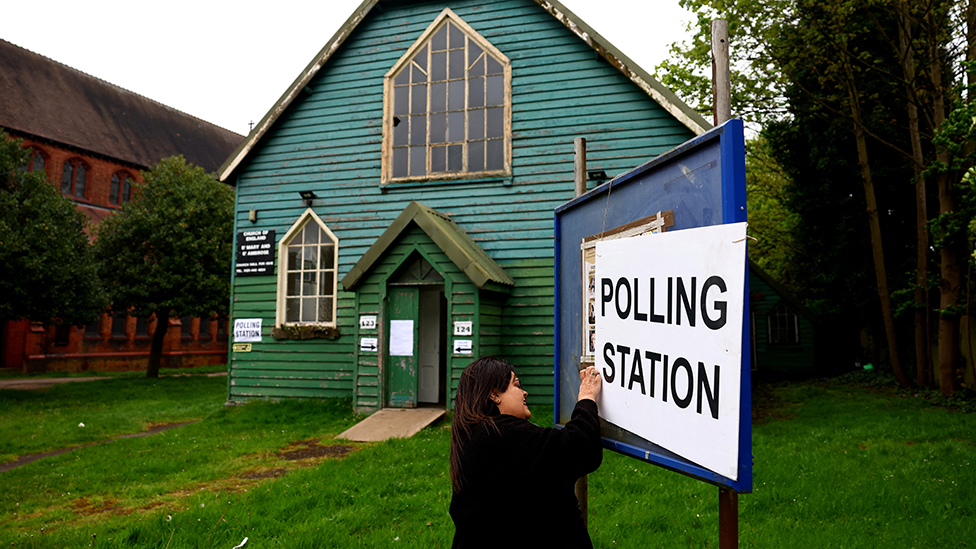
554 119 751 493
233 318 263 343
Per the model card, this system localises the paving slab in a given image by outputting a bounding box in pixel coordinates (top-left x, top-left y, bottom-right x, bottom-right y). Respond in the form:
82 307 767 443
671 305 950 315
336 407 446 442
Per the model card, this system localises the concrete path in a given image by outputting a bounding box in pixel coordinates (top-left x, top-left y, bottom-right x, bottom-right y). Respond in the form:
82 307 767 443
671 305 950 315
336 407 446 442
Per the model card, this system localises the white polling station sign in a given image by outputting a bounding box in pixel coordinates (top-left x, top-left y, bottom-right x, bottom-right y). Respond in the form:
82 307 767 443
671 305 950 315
233 318 263 343
595 222 747 480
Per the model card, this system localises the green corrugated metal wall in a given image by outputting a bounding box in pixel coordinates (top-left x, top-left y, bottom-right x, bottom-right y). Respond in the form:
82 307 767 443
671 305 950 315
228 0 695 404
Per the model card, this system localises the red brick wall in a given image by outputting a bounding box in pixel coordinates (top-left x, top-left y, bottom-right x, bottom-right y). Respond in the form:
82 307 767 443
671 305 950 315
3 135 228 373
30 315 228 373
19 136 143 208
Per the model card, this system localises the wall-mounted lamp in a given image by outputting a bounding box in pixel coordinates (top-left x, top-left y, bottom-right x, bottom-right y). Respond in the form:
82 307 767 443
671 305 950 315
248 209 258 223
299 190 317 207
587 170 608 181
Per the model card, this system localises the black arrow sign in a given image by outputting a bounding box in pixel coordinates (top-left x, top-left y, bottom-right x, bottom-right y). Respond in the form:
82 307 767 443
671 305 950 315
362 343 377 351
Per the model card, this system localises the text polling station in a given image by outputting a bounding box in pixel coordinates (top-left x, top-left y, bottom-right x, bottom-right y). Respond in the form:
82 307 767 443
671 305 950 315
596 222 747 480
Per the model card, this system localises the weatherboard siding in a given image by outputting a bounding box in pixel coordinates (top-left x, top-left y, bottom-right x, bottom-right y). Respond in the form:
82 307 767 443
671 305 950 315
228 0 695 403
748 271 816 376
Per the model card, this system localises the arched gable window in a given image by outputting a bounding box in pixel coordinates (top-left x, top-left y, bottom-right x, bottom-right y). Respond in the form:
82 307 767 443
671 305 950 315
383 8 511 183
111 171 133 205
767 301 799 345
61 158 88 199
276 209 339 327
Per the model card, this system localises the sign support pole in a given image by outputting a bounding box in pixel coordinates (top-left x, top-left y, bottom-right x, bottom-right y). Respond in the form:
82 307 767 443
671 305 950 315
719 488 738 549
712 18 738 549
573 136 589 528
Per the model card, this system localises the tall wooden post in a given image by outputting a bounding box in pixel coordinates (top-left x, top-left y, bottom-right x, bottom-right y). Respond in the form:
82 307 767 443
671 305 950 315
573 136 588 527
711 20 731 126
574 137 587 198
712 19 738 549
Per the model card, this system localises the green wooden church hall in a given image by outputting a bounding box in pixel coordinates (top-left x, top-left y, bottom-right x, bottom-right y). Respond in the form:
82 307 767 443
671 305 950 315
221 0 727 411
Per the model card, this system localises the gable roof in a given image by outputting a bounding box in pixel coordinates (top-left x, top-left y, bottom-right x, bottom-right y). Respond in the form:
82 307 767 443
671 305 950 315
749 259 814 320
0 39 243 173
218 0 711 182
341 201 515 291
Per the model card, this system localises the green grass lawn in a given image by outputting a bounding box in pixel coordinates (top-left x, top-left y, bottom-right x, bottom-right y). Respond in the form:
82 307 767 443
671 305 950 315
1 373 973 548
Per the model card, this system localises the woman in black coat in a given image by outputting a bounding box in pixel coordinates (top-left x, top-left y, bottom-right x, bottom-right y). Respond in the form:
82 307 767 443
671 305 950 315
449 356 603 549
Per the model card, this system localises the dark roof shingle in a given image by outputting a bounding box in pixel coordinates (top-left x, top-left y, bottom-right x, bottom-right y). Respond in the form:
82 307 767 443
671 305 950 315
0 39 242 172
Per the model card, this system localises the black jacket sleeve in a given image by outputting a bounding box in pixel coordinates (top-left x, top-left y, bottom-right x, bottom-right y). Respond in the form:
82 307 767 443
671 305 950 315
492 398 603 482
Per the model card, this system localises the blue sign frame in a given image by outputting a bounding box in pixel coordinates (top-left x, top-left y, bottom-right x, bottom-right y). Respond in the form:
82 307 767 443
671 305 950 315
553 119 751 493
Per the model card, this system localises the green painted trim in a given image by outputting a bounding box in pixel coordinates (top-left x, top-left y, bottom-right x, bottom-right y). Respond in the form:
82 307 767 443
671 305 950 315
376 243 453 409
352 287 362 409
377 281 388 410
341 201 515 291
473 283 481 363
227 177 241 404
443 270 455 411
372 239 460 410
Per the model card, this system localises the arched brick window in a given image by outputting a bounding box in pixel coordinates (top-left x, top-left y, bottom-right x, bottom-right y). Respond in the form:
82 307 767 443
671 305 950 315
23 146 48 175
61 158 88 199
111 171 133 205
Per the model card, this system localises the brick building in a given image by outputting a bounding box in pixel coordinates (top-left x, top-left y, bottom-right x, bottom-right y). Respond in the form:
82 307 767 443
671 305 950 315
1 38 244 372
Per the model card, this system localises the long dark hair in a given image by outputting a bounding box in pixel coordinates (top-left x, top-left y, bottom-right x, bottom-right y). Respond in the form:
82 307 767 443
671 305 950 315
449 356 516 493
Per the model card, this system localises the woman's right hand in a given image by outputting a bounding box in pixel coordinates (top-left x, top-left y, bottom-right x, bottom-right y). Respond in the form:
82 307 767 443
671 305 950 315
578 366 602 402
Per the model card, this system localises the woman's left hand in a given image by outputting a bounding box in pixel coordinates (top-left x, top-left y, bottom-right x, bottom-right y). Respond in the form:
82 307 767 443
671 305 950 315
578 366 602 402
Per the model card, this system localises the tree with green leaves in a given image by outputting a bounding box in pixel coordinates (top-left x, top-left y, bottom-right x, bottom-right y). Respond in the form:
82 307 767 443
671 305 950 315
0 131 106 325
95 156 234 378
660 0 976 394
743 136 799 287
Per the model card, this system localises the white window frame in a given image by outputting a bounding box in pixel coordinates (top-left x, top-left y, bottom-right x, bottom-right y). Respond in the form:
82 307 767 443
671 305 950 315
381 8 512 184
767 301 800 345
276 208 339 328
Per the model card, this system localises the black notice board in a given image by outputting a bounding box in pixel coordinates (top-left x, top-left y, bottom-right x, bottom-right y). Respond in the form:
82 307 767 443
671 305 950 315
236 230 275 276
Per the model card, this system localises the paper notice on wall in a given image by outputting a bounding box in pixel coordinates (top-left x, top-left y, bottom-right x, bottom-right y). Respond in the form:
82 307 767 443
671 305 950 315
390 320 414 356
233 318 263 342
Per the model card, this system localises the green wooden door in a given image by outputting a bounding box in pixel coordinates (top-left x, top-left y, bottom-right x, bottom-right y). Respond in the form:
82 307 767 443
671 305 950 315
387 287 419 408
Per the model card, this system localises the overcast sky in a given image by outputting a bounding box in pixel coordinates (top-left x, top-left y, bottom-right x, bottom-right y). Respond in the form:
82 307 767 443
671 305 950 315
1 0 697 136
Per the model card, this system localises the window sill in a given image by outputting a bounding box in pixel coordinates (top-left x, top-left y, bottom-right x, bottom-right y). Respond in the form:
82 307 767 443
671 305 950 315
271 325 341 340
381 173 512 192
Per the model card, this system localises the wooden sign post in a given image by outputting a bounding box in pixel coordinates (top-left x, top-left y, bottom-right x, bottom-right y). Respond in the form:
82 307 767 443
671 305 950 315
712 18 738 549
